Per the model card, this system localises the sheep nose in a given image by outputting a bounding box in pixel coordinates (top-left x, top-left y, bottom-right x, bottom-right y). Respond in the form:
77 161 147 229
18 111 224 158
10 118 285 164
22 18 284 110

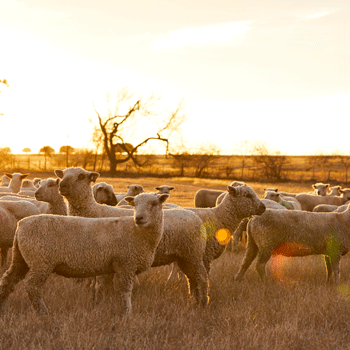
135 215 144 224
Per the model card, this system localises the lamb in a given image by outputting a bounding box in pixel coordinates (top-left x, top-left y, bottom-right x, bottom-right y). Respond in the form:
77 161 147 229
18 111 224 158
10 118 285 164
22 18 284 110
312 183 330 196
0 173 29 194
264 191 301 210
0 192 169 316
93 182 118 206
328 186 342 196
235 206 350 283
55 167 209 305
155 185 175 195
20 179 38 192
264 188 297 198
296 188 350 211
34 178 68 216
185 184 266 273
116 185 145 206
0 200 41 267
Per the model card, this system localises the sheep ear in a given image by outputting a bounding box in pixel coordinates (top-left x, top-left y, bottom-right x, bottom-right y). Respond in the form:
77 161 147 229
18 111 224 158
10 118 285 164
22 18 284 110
274 189 278 192
55 170 64 179
5 173 12 179
89 172 100 183
158 194 169 204
326 184 330 188
155 186 161 190
21 174 29 179
228 185 238 196
169 187 175 191
312 184 316 189
55 178 60 186
124 196 135 206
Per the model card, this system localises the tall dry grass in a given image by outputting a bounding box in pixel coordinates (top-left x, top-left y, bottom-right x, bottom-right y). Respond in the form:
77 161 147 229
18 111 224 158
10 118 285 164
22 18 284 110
1 178 350 349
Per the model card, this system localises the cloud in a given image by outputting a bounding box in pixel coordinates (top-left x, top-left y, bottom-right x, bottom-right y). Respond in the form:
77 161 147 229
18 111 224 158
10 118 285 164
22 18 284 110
152 21 252 50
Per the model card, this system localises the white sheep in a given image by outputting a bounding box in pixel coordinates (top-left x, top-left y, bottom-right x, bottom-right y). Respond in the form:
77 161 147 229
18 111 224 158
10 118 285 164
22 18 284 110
33 178 42 188
20 179 38 191
185 184 266 273
312 204 339 213
0 173 29 194
55 167 209 305
214 181 246 207
0 200 41 267
328 185 342 196
235 206 350 283
34 178 68 216
0 192 169 316
264 188 298 198
296 188 350 211
155 185 175 195
92 182 118 206
194 189 225 208
312 183 330 196
116 185 145 206
263 191 301 210
0 195 50 214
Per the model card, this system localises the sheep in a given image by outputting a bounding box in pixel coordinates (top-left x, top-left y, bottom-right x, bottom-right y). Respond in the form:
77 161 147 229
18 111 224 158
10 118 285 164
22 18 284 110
312 204 339 213
0 200 41 267
0 173 29 194
235 206 350 283
296 188 350 212
214 181 246 207
20 179 38 191
0 195 50 214
155 185 175 195
264 188 297 198
33 178 42 188
231 199 287 253
194 189 225 208
0 175 10 187
0 192 169 316
55 167 209 305
93 182 118 206
312 183 330 196
185 184 266 273
34 178 67 216
116 185 145 206
264 191 301 210
328 185 342 196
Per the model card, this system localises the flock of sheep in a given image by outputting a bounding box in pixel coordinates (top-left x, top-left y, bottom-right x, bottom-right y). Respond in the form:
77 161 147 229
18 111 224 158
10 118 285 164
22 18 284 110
0 169 350 316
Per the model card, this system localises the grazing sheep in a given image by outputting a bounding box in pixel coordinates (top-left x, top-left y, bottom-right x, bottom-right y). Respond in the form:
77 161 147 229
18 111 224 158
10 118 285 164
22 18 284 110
0 200 41 267
55 167 209 305
34 178 67 216
235 206 350 283
296 189 350 212
93 182 118 206
0 192 169 316
116 185 145 206
264 191 301 210
0 173 29 194
186 185 266 273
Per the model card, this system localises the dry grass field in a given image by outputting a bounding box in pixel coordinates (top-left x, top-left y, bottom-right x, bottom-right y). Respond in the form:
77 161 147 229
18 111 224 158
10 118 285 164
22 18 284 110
1 175 350 349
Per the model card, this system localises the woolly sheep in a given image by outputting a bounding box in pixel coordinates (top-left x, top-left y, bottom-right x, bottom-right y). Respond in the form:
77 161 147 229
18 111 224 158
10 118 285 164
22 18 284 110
55 167 209 305
264 191 301 210
312 204 339 213
0 200 41 267
296 189 350 211
0 192 169 316
194 189 225 208
20 179 38 191
0 173 29 194
155 185 175 195
312 183 330 196
116 185 145 206
235 206 350 283
185 184 266 273
33 178 42 188
34 178 68 216
93 182 118 206
0 195 50 214
264 188 297 198
214 181 246 207
328 186 342 196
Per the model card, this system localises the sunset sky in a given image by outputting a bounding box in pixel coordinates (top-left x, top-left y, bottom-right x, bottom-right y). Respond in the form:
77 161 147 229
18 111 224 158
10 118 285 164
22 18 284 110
0 0 349 155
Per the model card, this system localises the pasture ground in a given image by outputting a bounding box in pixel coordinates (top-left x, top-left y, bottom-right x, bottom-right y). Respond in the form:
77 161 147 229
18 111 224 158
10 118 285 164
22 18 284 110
1 176 350 349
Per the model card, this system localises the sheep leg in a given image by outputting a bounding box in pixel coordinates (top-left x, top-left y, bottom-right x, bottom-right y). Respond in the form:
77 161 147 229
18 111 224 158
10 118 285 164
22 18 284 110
255 250 271 282
95 274 115 304
0 241 29 313
24 267 52 315
114 271 134 316
324 256 333 282
233 218 248 253
0 247 9 267
167 263 181 283
235 235 258 281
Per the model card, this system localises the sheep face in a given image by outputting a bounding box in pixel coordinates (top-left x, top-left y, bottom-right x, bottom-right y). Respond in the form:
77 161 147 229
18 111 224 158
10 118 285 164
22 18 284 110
264 191 282 203
35 178 60 202
126 184 145 196
93 183 118 206
225 185 266 218
55 168 100 198
5 173 29 181
339 189 350 201
125 193 168 227
155 185 175 194
312 183 329 196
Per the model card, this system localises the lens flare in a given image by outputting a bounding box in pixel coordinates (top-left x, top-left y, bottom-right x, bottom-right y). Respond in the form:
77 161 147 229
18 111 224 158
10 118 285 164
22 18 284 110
201 221 216 239
215 228 231 245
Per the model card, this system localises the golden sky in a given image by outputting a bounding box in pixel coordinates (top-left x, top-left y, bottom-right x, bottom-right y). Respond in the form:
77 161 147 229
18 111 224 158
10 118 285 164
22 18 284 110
0 0 349 155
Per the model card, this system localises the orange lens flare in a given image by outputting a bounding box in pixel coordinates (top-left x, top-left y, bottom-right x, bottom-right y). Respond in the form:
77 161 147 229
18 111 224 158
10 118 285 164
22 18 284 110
215 228 231 245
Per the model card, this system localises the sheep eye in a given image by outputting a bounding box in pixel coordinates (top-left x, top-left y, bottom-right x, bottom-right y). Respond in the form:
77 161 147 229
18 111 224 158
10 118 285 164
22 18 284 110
78 174 85 181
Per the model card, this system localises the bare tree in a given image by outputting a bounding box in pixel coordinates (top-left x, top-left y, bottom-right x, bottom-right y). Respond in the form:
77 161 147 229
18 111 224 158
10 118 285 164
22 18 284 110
59 145 75 168
93 88 186 175
251 142 288 180
337 154 350 183
39 146 55 170
0 147 12 169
